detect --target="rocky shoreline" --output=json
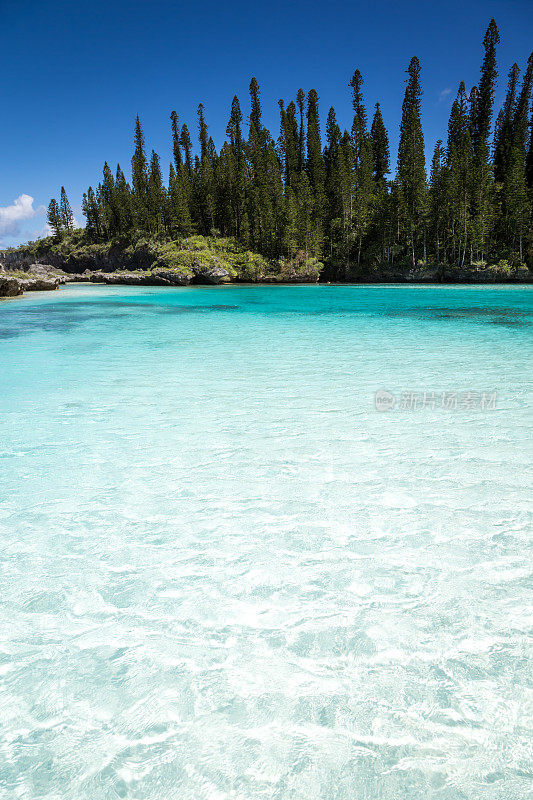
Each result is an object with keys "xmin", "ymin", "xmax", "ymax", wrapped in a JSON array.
[
  {"xmin": 1, "ymin": 260, "xmax": 531, "ymax": 299},
  {"xmin": 0, "ymin": 261, "xmax": 236, "ymax": 298}
]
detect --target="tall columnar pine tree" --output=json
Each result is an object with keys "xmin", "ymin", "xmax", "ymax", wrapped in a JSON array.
[
  {"xmin": 512, "ymin": 54, "xmax": 533, "ymax": 149},
  {"xmin": 81, "ymin": 188, "xmax": 101, "ymax": 237},
  {"xmin": 60, "ymin": 187, "xmax": 74, "ymax": 231},
  {"xmin": 249, "ymin": 77, "xmax": 262, "ymax": 137},
  {"xmin": 131, "ymin": 115, "xmax": 150, "ymax": 230},
  {"xmin": 446, "ymin": 83, "xmax": 473, "ymax": 267},
  {"xmin": 115, "ymin": 165, "xmax": 134, "ymax": 232},
  {"xmin": 47, "ymin": 199, "xmax": 62, "ymax": 236},
  {"xmin": 296, "ymin": 89, "xmax": 306, "ymax": 173},
  {"xmin": 305, "ymin": 89, "xmax": 326, "ymax": 256},
  {"xmin": 324, "ymin": 106, "xmax": 342, "ymax": 251},
  {"xmin": 168, "ymin": 163, "xmax": 193, "ymax": 236},
  {"xmin": 473, "ymin": 19, "xmax": 500, "ymax": 152},
  {"xmin": 170, "ymin": 111, "xmax": 182, "ymax": 170},
  {"xmin": 148, "ymin": 150, "xmax": 165, "ymax": 233},
  {"xmin": 396, "ymin": 56, "xmax": 427, "ymax": 266},
  {"xmin": 493, "ymin": 63, "xmax": 520, "ymax": 182},
  {"xmin": 500, "ymin": 53, "xmax": 533, "ymax": 261},
  {"xmin": 195, "ymin": 104, "xmax": 215, "ymax": 233},
  {"xmin": 349, "ymin": 70, "xmax": 374, "ymax": 267},
  {"xmin": 429, "ymin": 140, "xmax": 446, "ymax": 265},
  {"xmin": 370, "ymin": 102, "xmax": 390, "ymax": 184},
  {"xmin": 526, "ymin": 103, "xmax": 533, "ymax": 190},
  {"xmin": 226, "ymin": 95, "xmax": 246, "ymax": 237},
  {"xmin": 246, "ymin": 77, "xmax": 284, "ymax": 256},
  {"xmin": 180, "ymin": 124, "xmax": 193, "ymax": 176},
  {"xmin": 469, "ymin": 19, "xmax": 500, "ymax": 260},
  {"xmin": 101, "ymin": 162, "xmax": 120, "ymax": 235},
  {"xmin": 370, "ymin": 102, "xmax": 390, "ymax": 265},
  {"xmin": 278, "ymin": 100, "xmax": 300, "ymax": 188},
  {"xmin": 527, "ymin": 103, "xmax": 533, "ymax": 263}
]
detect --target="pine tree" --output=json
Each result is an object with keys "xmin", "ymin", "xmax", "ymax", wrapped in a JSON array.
[
  {"xmin": 446, "ymin": 83, "xmax": 473, "ymax": 266},
  {"xmin": 81, "ymin": 187, "xmax": 102, "ymax": 237},
  {"xmin": 468, "ymin": 86, "xmax": 478, "ymax": 137},
  {"xmin": 47, "ymin": 198, "xmax": 62, "ymax": 236},
  {"xmin": 226, "ymin": 95, "xmax": 243, "ymax": 156},
  {"xmin": 473, "ymin": 18, "xmax": 500, "ymax": 152},
  {"xmin": 499, "ymin": 54, "xmax": 533, "ymax": 263},
  {"xmin": 247, "ymin": 116, "xmax": 269, "ymax": 252},
  {"xmin": 334, "ymin": 131, "xmax": 357, "ymax": 271},
  {"xmin": 115, "ymin": 165, "xmax": 133, "ymax": 233},
  {"xmin": 306, "ymin": 90, "xmax": 325, "ymax": 194},
  {"xmin": 148, "ymin": 150, "xmax": 165, "ymax": 233},
  {"xmin": 249, "ymin": 77, "xmax": 262, "ymax": 135},
  {"xmin": 265, "ymin": 140, "xmax": 285, "ymax": 256},
  {"xmin": 493, "ymin": 63, "xmax": 520, "ymax": 182},
  {"xmin": 397, "ymin": 56, "xmax": 427, "ymax": 266},
  {"xmin": 168, "ymin": 163, "xmax": 193, "ymax": 236},
  {"xmin": 512, "ymin": 54, "xmax": 533, "ymax": 150},
  {"xmin": 467, "ymin": 20, "xmax": 500, "ymax": 262},
  {"xmin": 502, "ymin": 145, "xmax": 530, "ymax": 262},
  {"xmin": 180, "ymin": 124, "xmax": 193, "ymax": 176},
  {"xmin": 195, "ymin": 106, "xmax": 215, "ymax": 234},
  {"xmin": 429, "ymin": 140, "xmax": 446, "ymax": 266},
  {"xmin": 226, "ymin": 95, "xmax": 246, "ymax": 237},
  {"xmin": 60, "ymin": 187, "xmax": 74, "ymax": 230},
  {"xmin": 526, "ymin": 104, "xmax": 533, "ymax": 189},
  {"xmin": 296, "ymin": 89, "xmax": 306, "ymax": 172},
  {"xmin": 213, "ymin": 143, "xmax": 233, "ymax": 236},
  {"xmin": 324, "ymin": 107, "xmax": 340, "ymax": 173},
  {"xmin": 131, "ymin": 115, "xmax": 150, "ymax": 230},
  {"xmin": 306, "ymin": 89, "xmax": 326, "ymax": 256},
  {"xmin": 370, "ymin": 103, "xmax": 391, "ymax": 267},
  {"xmin": 171, "ymin": 110, "xmax": 182, "ymax": 170},
  {"xmin": 348, "ymin": 71, "xmax": 374, "ymax": 267},
  {"xmin": 350, "ymin": 69, "xmax": 367, "ymax": 147},
  {"xmin": 101, "ymin": 162, "xmax": 120, "ymax": 235},
  {"xmin": 370, "ymin": 102, "xmax": 390, "ymax": 183},
  {"xmin": 279, "ymin": 100, "xmax": 300, "ymax": 187},
  {"xmin": 295, "ymin": 171, "xmax": 313, "ymax": 258},
  {"xmin": 197, "ymin": 103, "xmax": 209, "ymax": 161}
]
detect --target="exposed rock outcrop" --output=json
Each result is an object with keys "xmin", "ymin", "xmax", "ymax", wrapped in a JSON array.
[
  {"xmin": 0, "ymin": 273, "xmax": 60, "ymax": 297},
  {"xmin": 87, "ymin": 269, "xmax": 193, "ymax": 286},
  {"xmin": 84, "ymin": 263, "xmax": 230, "ymax": 286},
  {"xmin": 152, "ymin": 268, "xmax": 194, "ymax": 285},
  {"xmin": 0, "ymin": 276, "xmax": 23, "ymax": 297},
  {"xmin": 18, "ymin": 276, "xmax": 61, "ymax": 291},
  {"xmin": 190, "ymin": 260, "xmax": 230, "ymax": 284}
]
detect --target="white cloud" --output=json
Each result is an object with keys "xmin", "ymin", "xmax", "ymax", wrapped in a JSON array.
[
  {"xmin": 31, "ymin": 222, "xmax": 53, "ymax": 240},
  {"xmin": 0, "ymin": 194, "xmax": 45, "ymax": 237},
  {"xmin": 438, "ymin": 87, "xmax": 452, "ymax": 103}
]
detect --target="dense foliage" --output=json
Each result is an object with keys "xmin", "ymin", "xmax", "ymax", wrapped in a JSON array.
[{"xmin": 49, "ymin": 19, "xmax": 533, "ymax": 276}]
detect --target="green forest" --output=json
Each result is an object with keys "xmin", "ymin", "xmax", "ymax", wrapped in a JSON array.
[{"xmin": 47, "ymin": 19, "xmax": 533, "ymax": 279}]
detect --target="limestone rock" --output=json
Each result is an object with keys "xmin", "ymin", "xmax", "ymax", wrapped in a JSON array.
[{"xmin": 0, "ymin": 277, "xmax": 23, "ymax": 297}]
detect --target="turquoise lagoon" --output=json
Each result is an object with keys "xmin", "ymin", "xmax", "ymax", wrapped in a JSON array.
[{"xmin": 0, "ymin": 283, "xmax": 531, "ymax": 799}]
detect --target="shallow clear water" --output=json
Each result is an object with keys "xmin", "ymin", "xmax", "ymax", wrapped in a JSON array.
[{"xmin": 0, "ymin": 283, "xmax": 532, "ymax": 800}]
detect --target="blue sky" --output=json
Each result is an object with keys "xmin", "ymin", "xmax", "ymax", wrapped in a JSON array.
[{"xmin": 1, "ymin": 0, "xmax": 532, "ymax": 247}]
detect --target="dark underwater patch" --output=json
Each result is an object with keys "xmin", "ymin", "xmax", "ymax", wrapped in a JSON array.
[
  {"xmin": 384, "ymin": 305, "xmax": 531, "ymax": 327},
  {"xmin": 0, "ymin": 301, "xmax": 241, "ymax": 340}
]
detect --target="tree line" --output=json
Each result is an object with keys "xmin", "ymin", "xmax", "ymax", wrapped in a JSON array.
[{"xmin": 48, "ymin": 19, "xmax": 533, "ymax": 274}]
